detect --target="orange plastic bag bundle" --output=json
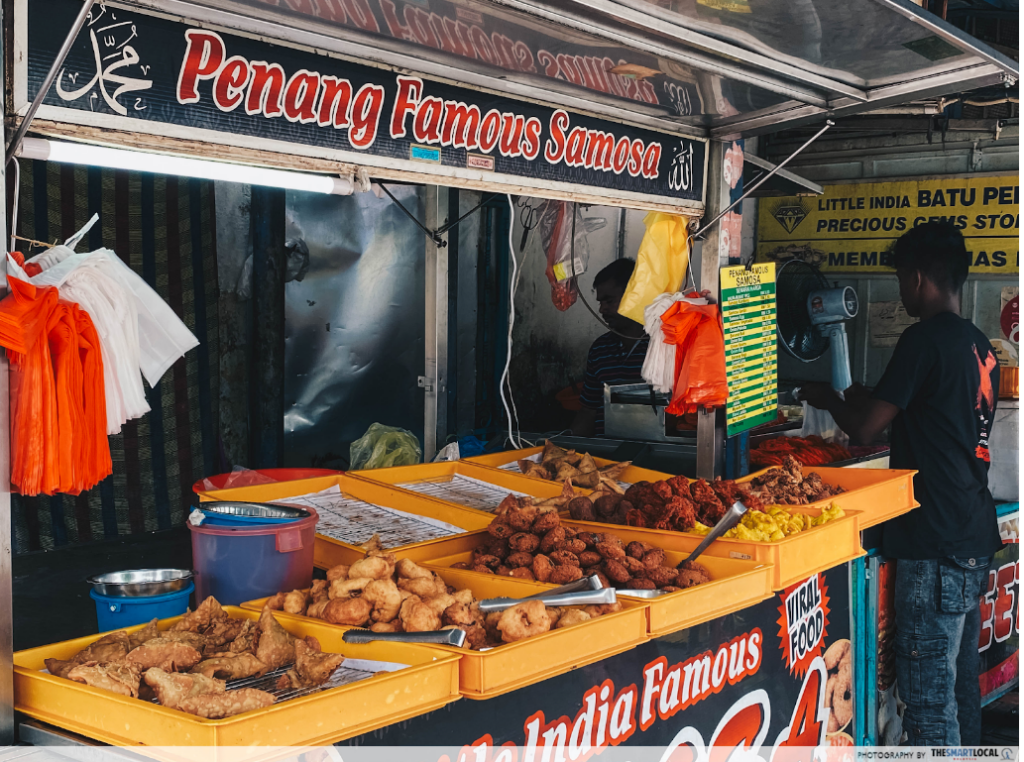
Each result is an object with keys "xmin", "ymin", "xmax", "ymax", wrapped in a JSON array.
[
  {"xmin": 0, "ymin": 272, "xmax": 111, "ymax": 495},
  {"xmin": 660, "ymin": 300, "xmax": 728, "ymax": 415}
]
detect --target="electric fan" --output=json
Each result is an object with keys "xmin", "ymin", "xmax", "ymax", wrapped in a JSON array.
[{"xmin": 775, "ymin": 260, "xmax": 859, "ymax": 391}]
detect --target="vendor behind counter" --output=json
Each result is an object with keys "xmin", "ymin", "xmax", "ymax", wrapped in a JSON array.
[{"xmin": 572, "ymin": 259, "xmax": 650, "ymax": 437}]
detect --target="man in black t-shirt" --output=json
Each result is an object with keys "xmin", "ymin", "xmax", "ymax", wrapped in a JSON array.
[{"xmin": 801, "ymin": 222, "xmax": 1001, "ymax": 746}]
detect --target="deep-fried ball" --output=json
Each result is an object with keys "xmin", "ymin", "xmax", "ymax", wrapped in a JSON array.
[
  {"xmin": 628, "ymin": 578, "xmax": 656, "ymax": 590},
  {"xmin": 642, "ymin": 549, "xmax": 666, "ymax": 569},
  {"xmin": 470, "ymin": 564, "xmax": 495, "ymax": 574},
  {"xmin": 549, "ymin": 565, "xmax": 584, "ymax": 584},
  {"xmin": 578, "ymin": 551, "xmax": 602, "ymax": 567},
  {"xmin": 507, "ymin": 506, "xmax": 539, "ymax": 532},
  {"xmin": 567, "ymin": 497, "xmax": 595, "ymax": 522},
  {"xmin": 485, "ymin": 537, "xmax": 510, "ymax": 560},
  {"xmin": 647, "ymin": 566, "xmax": 679, "ymax": 587},
  {"xmin": 596, "ymin": 542, "xmax": 626, "ymax": 561},
  {"xmin": 532, "ymin": 554, "xmax": 554, "ymax": 583},
  {"xmin": 487, "ymin": 521, "xmax": 514, "ymax": 539},
  {"xmin": 507, "ymin": 552, "xmax": 535, "ymax": 568},
  {"xmin": 540, "ymin": 527, "xmax": 566, "ymax": 553},
  {"xmin": 603, "ymin": 559, "xmax": 631, "ymax": 584},
  {"xmin": 531, "ymin": 511, "xmax": 560, "ymax": 533},
  {"xmin": 557, "ymin": 539, "xmax": 587, "ymax": 554},
  {"xmin": 549, "ymin": 550, "xmax": 580, "ymax": 567},
  {"xmin": 472, "ymin": 553, "xmax": 500, "ymax": 569},
  {"xmin": 509, "ymin": 567, "xmax": 536, "ymax": 581},
  {"xmin": 594, "ymin": 494, "xmax": 623, "ymax": 517},
  {"xmin": 509, "ymin": 533, "xmax": 540, "ymax": 553},
  {"xmin": 576, "ymin": 532, "xmax": 601, "ymax": 548},
  {"xmin": 625, "ymin": 541, "xmax": 649, "ymax": 560},
  {"xmin": 623, "ymin": 556, "xmax": 646, "ymax": 575}
]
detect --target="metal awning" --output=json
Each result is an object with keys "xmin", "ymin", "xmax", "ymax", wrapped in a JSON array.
[{"xmin": 117, "ymin": 0, "xmax": 1018, "ymax": 139}]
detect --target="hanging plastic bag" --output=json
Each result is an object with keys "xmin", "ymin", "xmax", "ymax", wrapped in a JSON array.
[
  {"xmin": 618, "ymin": 212, "xmax": 691, "ymax": 325},
  {"xmin": 350, "ymin": 423, "xmax": 422, "ymax": 470},
  {"xmin": 660, "ymin": 300, "xmax": 728, "ymax": 415},
  {"xmin": 533, "ymin": 200, "xmax": 597, "ymax": 312}
]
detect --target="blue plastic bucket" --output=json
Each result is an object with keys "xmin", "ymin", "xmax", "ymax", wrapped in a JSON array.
[{"xmin": 90, "ymin": 582, "xmax": 194, "ymax": 632}]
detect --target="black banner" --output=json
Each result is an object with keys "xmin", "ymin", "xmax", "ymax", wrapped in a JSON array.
[
  {"xmin": 27, "ymin": 0, "xmax": 706, "ymax": 203},
  {"xmin": 344, "ymin": 566, "xmax": 854, "ymax": 751}
]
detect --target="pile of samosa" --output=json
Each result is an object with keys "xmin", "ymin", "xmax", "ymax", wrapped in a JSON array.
[{"xmin": 517, "ymin": 440, "xmax": 630, "ymax": 490}]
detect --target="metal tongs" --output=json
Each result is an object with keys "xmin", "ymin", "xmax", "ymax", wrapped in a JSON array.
[
  {"xmin": 676, "ymin": 500, "xmax": 749, "ymax": 568},
  {"xmin": 342, "ymin": 576, "xmax": 608, "ymax": 647}
]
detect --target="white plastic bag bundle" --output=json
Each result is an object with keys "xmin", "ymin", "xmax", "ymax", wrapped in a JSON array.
[{"xmin": 641, "ymin": 292, "xmax": 708, "ymax": 394}]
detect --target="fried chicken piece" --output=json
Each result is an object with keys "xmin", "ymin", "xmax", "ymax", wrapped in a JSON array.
[
  {"xmin": 171, "ymin": 596, "xmax": 227, "ymax": 633},
  {"xmin": 396, "ymin": 558, "xmax": 433, "ymax": 580},
  {"xmin": 127, "ymin": 639, "xmax": 203, "ymax": 672},
  {"xmin": 276, "ymin": 636, "xmax": 344, "ymax": 690},
  {"xmin": 129, "ymin": 619, "xmax": 161, "ymax": 649},
  {"xmin": 192, "ymin": 653, "xmax": 269, "ymax": 680},
  {"xmin": 399, "ymin": 595, "xmax": 441, "ymax": 632},
  {"xmin": 66, "ymin": 659, "xmax": 142, "ymax": 697},
  {"xmin": 349, "ymin": 552, "xmax": 396, "ymax": 581},
  {"xmin": 255, "ymin": 608, "xmax": 297, "ymax": 670},
  {"xmin": 364, "ymin": 578, "xmax": 402, "ymax": 623}
]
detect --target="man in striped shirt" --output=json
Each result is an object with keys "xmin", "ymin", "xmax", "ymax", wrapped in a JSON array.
[{"xmin": 572, "ymin": 259, "xmax": 650, "ymax": 436}]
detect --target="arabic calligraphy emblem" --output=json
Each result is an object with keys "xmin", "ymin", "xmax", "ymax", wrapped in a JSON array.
[
  {"xmin": 668, "ymin": 141, "xmax": 694, "ymax": 192},
  {"xmin": 55, "ymin": 6, "xmax": 152, "ymax": 116}
]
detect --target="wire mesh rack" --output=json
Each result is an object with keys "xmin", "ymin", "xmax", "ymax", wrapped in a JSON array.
[
  {"xmin": 396, "ymin": 475, "xmax": 527, "ymax": 512},
  {"xmin": 314, "ymin": 494, "xmax": 464, "ymax": 547}
]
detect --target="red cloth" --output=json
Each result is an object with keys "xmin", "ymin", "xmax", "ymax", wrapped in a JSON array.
[{"xmin": 660, "ymin": 301, "xmax": 728, "ymax": 415}]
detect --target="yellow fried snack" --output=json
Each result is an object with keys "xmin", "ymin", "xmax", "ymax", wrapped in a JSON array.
[{"xmin": 703, "ymin": 503, "xmax": 846, "ymax": 542}]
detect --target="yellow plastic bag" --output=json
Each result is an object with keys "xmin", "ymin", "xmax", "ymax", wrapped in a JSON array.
[{"xmin": 617, "ymin": 212, "xmax": 691, "ymax": 325}]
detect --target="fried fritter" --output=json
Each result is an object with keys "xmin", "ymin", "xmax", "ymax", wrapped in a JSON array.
[
  {"xmin": 192, "ymin": 653, "xmax": 269, "ymax": 680},
  {"xmin": 171, "ymin": 596, "xmax": 227, "ymax": 632},
  {"xmin": 322, "ymin": 597, "xmax": 373, "ymax": 626},
  {"xmin": 66, "ymin": 659, "xmax": 142, "ymax": 697},
  {"xmin": 145, "ymin": 668, "xmax": 274, "ymax": 719},
  {"xmin": 399, "ymin": 595, "xmax": 441, "ymax": 632},
  {"xmin": 276, "ymin": 637, "xmax": 344, "ymax": 689},
  {"xmin": 126, "ymin": 639, "xmax": 203, "ymax": 672},
  {"xmin": 497, "ymin": 600, "xmax": 551, "ymax": 643},
  {"xmin": 396, "ymin": 558, "xmax": 433, "ymax": 580}
]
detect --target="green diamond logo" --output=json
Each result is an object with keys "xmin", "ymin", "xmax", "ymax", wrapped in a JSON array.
[{"xmin": 773, "ymin": 204, "xmax": 807, "ymax": 234}]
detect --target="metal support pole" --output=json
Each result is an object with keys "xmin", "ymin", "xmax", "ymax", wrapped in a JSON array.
[
  {"xmin": 0, "ymin": 24, "xmax": 13, "ymax": 746},
  {"xmin": 5, "ymin": 0, "xmax": 95, "ymax": 166},
  {"xmin": 423, "ymin": 187, "xmax": 449, "ymax": 460}
]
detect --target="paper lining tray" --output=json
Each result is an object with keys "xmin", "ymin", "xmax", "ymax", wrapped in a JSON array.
[
  {"xmin": 737, "ymin": 465, "xmax": 918, "ymax": 529},
  {"xmin": 197, "ymin": 474, "xmax": 492, "ymax": 570},
  {"xmin": 14, "ymin": 606, "xmax": 461, "ymax": 747},
  {"xmin": 466, "ymin": 446, "xmax": 674, "ymax": 489},
  {"xmin": 241, "ymin": 567, "xmax": 648, "ymax": 699},
  {"xmin": 348, "ymin": 461, "xmax": 577, "ymax": 513},
  {"xmin": 417, "ymin": 526, "xmax": 774, "ymax": 637}
]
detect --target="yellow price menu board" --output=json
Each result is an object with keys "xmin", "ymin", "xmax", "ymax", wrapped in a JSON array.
[{"xmin": 721, "ymin": 263, "xmax": 777, "ymax": 437}]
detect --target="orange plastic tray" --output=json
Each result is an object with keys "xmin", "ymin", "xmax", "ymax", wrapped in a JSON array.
[
  {"xmin": 13, "ymin": 607, "xmax": 461, "ymax": 748},
  {"xmin": 197, "ymin": 474, "xmax": 491, "ymax": 570},
  {"xmin": 420, "ymin": 527, "xmax": 775, "ymax": 637},
  {"xmin": 243, "ymin": 567, "xmax": 649, "ymax": 699},
  {"xmin": 738, "ymin": 466, "xmax": 918, "ymax": 529},
  {"xmin": 467, "ymin": 446, "xmax": 674, "ymax": 488},
  {"xmin": 349, "ymin": 461, "xmax": 576, "ymax": 513}
]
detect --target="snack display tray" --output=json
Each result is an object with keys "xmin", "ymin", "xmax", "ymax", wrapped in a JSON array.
[
  {"xmin": 349, "ymin": 461, "xmax": 573, "ymax": 513},
  {"xmin": 418, "ymin": 528, "xmax": 775, "ymax": 637},
  {"xmin": 736, "ymin": 466, "xmax": 918, "ymax": 529},
  {"xmin": 243, "ymin": 567, "xmax": 648, "ymax": 699},
  {"xmin": 13, "ymin": 607, "xmax": 461, "ymax": 748},
  {"xmin": 197, "ymin": 474, "xmax": 491, "ymax": 569},
  {"xmin": 467, "ymin": 446, "xmax": 673, "ymax": 488}
]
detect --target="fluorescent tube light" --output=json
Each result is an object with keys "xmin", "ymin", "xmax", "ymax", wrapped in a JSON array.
[{"xmin": 16, "ymin": 137, "xmax": 354, "ymax": 195}]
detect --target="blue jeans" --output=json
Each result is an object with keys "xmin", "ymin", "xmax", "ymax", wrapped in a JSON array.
[{"xmin": 894, "ymin": 557, "xmax": 990, "ymax": 746}]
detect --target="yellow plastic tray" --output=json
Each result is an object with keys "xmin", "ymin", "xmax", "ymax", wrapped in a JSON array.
[
  {"xmin": 349, "ymin": 461, "xmax": 575, "ymax": 513},
  {"xmin": 14, "ymin": 607, "xmax": 460, "ymax": 747},
  {"xmin": 467, "ymin": 446, "xmax": 674, "ymax": 488},
  {"xmin": 420, "ymin": 528, "xmax": 775, "ymax": 637},
  {"xmin": 737, "ymin": 466, "xmax": 918, "ymax": 529},
  {"xmin": 197, "ymin": 474, "xmax": 491, "ymax": 570},
  {"xmin": 242, "ymin": 568, "xmax": 649, "ymax": 699}
]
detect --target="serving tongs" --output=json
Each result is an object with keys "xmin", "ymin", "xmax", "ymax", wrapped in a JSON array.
[
  {"xmin": 341, "ymin": 576, "xmax": 607, "ymax": 647},
  {"xmin": 677, "ymin": 500, "xmax": 748, "ymax": 568}
]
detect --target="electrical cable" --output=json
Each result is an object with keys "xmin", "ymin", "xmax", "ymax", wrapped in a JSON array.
[{"xmin": 501, "ymin": 195, "xmax": 525, "ymax": 449}]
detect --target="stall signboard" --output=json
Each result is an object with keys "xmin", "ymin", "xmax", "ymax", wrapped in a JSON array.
[
  {"xmin": 349, "ymin": 566, "xmax": 856, "ymax": 752},
  {"xmin": 721, "ymin": 263, "xmax": 778, "ymax": 437},
  {"xmin": 756, "ymin": 176, "xmax": 1019, "ymax": 275},
  {"xmin": 18, "ymin": 0, "xmax": 707, "ymax": 212}
]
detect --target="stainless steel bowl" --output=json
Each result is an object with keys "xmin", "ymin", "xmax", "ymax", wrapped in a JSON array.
[
  {"xmin": 86, "ymin": 569, "xmax": 194, "ymax": 597},
  {"xmin": 199, "ymin": 501, "xmax": 311, "ymax": 519}
]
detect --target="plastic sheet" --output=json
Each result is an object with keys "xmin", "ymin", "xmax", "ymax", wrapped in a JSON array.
[
  {"xmin": 350, "ymin": 423, "xmax": 422, "ymax": 470},
  {"xmin": 618, "ymin": 212, "xmax": 691, "ymax": 325}
]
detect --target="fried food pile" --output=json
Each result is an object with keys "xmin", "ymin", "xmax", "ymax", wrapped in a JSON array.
[
  {"xmin": 44, "ymin": 596, "xmax": 344, "ymax": 717},
  {"xmin": 690, "ymin": 503, "xmax": 846, "ymax": 542},
  {"xmin": 516, "ymin": 440, "xmax": 630, "ymax": 490},
  {"xmin": 747, "ymin": 456, "xmax": 844, "ymax": 505},
  {"xmin": 751, "ymin": 435, "xmax": 851, "ymax": 468},
  {"xmin": 266, "ymin": 553, "xmax": 618, "ymax": 649},
  {"xmin": 567, "ymin": 455, "xmax": 843, "ymax": 533},
  {"xmin": 458, "ymin": 498, "xmax": 711, "ymax": 592}
]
